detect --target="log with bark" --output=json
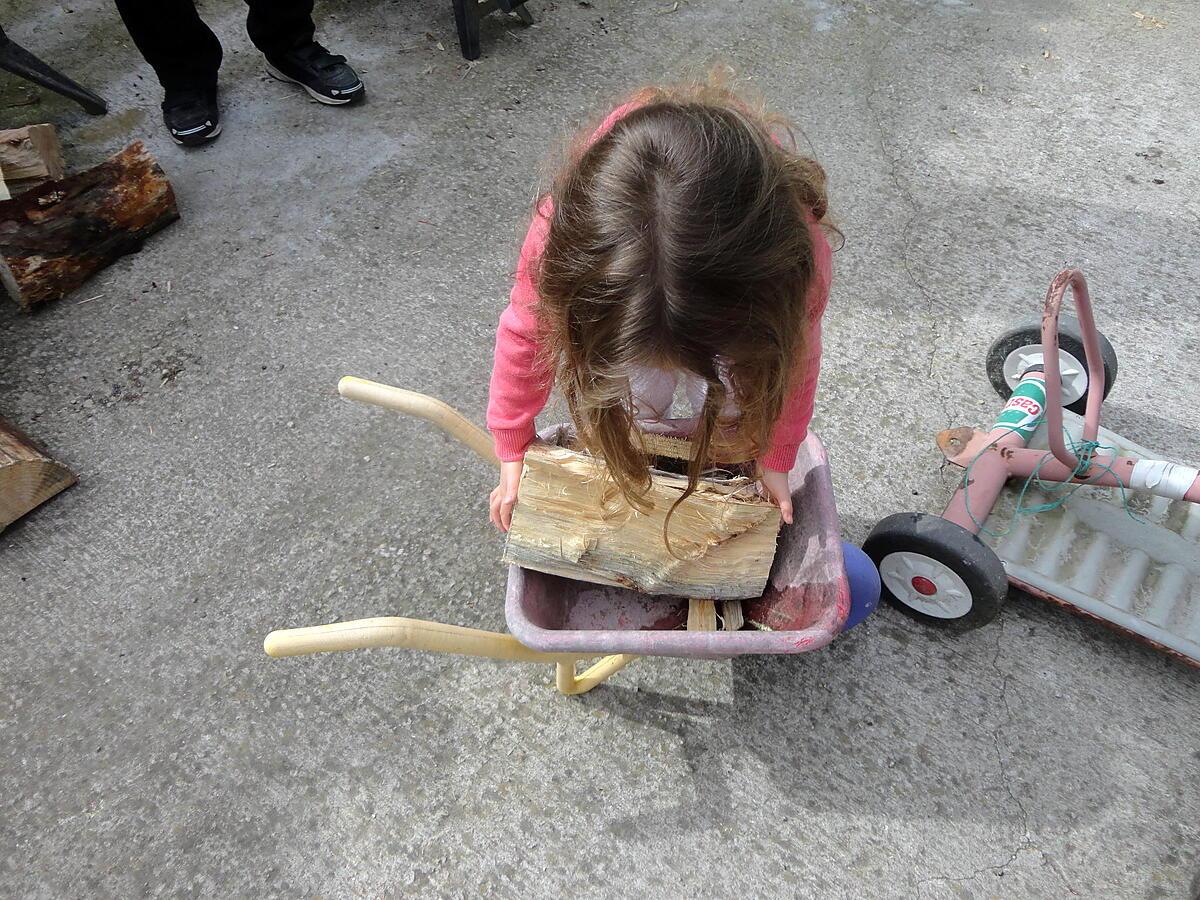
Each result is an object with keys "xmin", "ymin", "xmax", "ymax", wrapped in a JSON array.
[
  {"xmin": 503, "ymin": 440, "xmax": 782, "ymax": 600},
  {"xmin": 0, "ymin": 141, "xmax": 178, "ymax": 310},
  {"xmin": 0, "ymin": 417, "xmax": 77, "ymax": 531}
]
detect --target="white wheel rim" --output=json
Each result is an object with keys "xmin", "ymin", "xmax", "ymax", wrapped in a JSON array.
[
  {"xmin": 1002, "ymin": 345, "xmax": 1088, "ymax": 404},
  {"xmin": 879, "ymin": 551, "xmax": 974, "ymax": 619}
]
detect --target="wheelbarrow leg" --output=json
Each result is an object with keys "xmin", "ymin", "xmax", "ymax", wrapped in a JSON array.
[
  {"xmin": 555, "ymin": 655, "xmax": 636, "ymax": 696},
  {"xmin": 0, "ymin": 26, "xmax": 108, "ymax": 115}
]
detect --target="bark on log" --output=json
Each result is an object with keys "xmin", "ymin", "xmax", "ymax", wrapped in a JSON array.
[
  {"xmin": 0, "ymin": 417, "xmax": 77, "ymax": 531},
  {"xmin": 0, "ymin": 141, "xmax": 179, "ymax": 310},
  {"xmin": 503, "ymin": 442, "xmax": 781, "ymax": 600},
  {"xmin": 0, "ymin": 124, "xmax": 65, "ymax": 186}
]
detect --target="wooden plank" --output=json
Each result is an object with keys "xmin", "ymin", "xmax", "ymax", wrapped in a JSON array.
[
  {"xmin": 0, "ymin": 141, "xmax": 179, "ymax": 310},
  {"xmin": 503, "ymin": 442, "xmax": 781, "ymax": 600},
  {"xmin": 0, "ymin": 417, "xmax": 77, "ymax": 531},
  {"xmin": 688, "ymin": 599, "xmax": 718, "ymax": 631},
  {"xmin": 721, "ymin": 599, "xmax": 744, "ymax": 631},
  {"xmin": 0, "ymin": 124, "xmax": 65, "ymax": 184},
  {"xmin": 639, "ymin": 429, "xmax": 755, "ymax": 465}
]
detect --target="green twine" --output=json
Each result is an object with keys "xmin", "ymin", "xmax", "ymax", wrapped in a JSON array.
[{"xmin": 962, "ymin": 421, "xmax": 1145, "ymax": 539}]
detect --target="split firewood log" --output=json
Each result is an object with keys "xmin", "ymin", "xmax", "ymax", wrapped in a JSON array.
[
  {"xmin": 0, "ymin": 124, "xmax": 65, "ymax": 188},
  {"xmin": 0, "ymin": 417, "xmax": 76, "ymax": 531},
  {"xmin": 0, "ymin": 141, "xmax": 178, "ymax": 310}
]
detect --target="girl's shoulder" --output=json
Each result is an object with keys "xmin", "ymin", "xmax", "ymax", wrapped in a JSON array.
[{"xmin": 519, "ymin": 196, "xmax": 554, "ymax": 268}]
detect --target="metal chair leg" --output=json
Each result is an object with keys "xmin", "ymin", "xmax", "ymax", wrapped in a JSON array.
[
  {"xmin": 0, "ymin": 26, "xmax": 107, "ymax": 115},
  {"xmin": 451, "ymin": 0, "xmax": 482, "ymax": 61}
]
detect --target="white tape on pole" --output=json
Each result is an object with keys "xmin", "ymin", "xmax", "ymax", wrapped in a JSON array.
[{"xmin": 1128, "ymin": 459, "xmax": 1200, "ymax": 501}]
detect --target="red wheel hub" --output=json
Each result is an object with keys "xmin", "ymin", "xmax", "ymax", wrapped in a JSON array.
[{"xmin": 911, "ymin": 576, "xmax": 938, "ymax": 596}]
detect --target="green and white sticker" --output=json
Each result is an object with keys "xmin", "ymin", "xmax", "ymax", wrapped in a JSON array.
[{"xmin": 993, "ymin": 377, "xmax": 1046, "ymax": 441}]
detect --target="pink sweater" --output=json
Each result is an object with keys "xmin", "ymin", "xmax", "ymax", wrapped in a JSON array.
[{"xmin": 486, "ymin": 110, "xmax": 833, "ymax": 473}]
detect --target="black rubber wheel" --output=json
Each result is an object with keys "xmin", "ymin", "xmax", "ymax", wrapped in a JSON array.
[
  {"xmin": 985, "ymin": 315, "xmax": 1119, "ymax": 415},
  {"xmin": 863, "ymin": 513, "xmax": 1008, "ymax": 633}
]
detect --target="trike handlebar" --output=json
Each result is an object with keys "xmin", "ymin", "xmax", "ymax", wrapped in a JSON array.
[{"xmin": 1042, "ymin": 269, "xmax": 1107, "ymax": 469}]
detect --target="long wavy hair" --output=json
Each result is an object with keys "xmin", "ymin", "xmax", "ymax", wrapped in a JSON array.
[{"xmin": 534, "ymin": 80, "xmax": 833, "ymax": 518}]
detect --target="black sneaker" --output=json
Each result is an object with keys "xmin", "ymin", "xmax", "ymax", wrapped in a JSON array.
[
  {"xmin": 264, "ymin": 42, "xmax": 364, "ymax": 106},
  {"xmin": 162, "ymin": 87, "xmax": 221, "ymax": 146}
]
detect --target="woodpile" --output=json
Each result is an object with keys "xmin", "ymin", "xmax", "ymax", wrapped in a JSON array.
[{"xmin": 0, "ymin": 126, "xmax": 178, "ymax": 528}]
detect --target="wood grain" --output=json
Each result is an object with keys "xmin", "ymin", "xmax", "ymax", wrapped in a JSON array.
[
  {"xmin": 0, "ymin": 417, "xmax": 77, "ymax": 531},
  {"xmin": 503, "ymin": 442, "xmax": 781, "ymax": 600},
  {"xmin": 0, "ymin": 124, "xmax": 65, "ymax": 184}
]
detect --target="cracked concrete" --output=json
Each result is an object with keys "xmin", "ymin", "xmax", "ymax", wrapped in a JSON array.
[{"xmin": 2, "ymin": 0, "xmax": 1199, "ymax": 897}]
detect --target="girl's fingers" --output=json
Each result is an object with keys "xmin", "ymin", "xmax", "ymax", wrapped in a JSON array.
[
  {"xmin": 500, "ymin": 494, "xmax": 516, "ymax": 532},
  {"xmin": 495, "ymin": 460, "xmax": 524, "ymax": 533},
  {"xmin": 489, "ymin": 488, "xmax": 503, "ymax": 531},
  {"xmin": 777, "ymin": 496, "xmax": 794, "ymax": 525},
  {"xmin": 759, "ymin": 471, "xmax": 793, "ymax": 525},
  {"xmin": 489, "ymin": 486, "xmax": 516, "ymax": 533}
]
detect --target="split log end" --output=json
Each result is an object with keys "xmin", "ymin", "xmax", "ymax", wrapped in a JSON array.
[{"xmin": 0, "ymin": 418, "xmax": 77, "ymax": 530}]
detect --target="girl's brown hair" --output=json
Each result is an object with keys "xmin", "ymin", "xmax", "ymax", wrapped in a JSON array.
[{"xmin": 535, "ymin": 80, "xmax": 832, "ymax": 518}]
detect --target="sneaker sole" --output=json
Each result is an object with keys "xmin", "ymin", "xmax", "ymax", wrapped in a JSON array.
[
  {"xmin": 264, "ymin": 61, "xmax": 363, "ymax": 106},
  {"xmin": 171, "ymin": 121, "xmax": 222, "ymax": 146}
]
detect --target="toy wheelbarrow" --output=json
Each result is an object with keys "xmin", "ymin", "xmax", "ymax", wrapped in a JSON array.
[
  {"xmin": 263, "ymin": 377, "xmax": 854, "ymax": 694},
  {"xmin": 865, "ymin": 269, "xmax": 1200, "ymax": 667}
]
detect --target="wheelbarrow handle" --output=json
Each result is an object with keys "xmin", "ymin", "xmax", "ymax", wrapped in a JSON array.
[
  {"xmin": 338, "ymin": 376, "xmax": 499, "ymax": 468},
  {"xmin": 264, "ymin": 617, "xmax": 637, "ymax": 695},
  {"xmin": 264, "ymin": 616, "xmax": 583, "ymax": 663}
]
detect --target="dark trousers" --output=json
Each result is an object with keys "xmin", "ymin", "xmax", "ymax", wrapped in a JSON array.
[{"xmin": 115, "ymin": 0, "xmax": 316, "ymax": 92}]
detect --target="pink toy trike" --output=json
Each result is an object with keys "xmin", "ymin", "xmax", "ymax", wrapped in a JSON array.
[
  {"xmin": 864, "ymin": 269, "xmax": 1200, "ymax": 666},
  {"xmin": 264, "ymin": 378, "xmax": 875, "ymax": 694}
]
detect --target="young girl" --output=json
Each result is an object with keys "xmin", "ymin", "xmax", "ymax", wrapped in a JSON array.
[{"xmin": 486, "ymin": 83, "xmax": 833, "ymax": 537}]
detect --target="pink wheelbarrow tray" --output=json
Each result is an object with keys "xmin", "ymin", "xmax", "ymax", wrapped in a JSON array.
[
  {"xmin": 864, "ymin": 269, "xmax": 1200, "ymax": 667},
  {"xmin": 263, "ymin": 377, "xmax": 853, "ymax": 694}
]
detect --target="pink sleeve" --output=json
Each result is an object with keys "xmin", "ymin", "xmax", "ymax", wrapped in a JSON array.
[
  {"xmin": 486, "ymin": 206, "xmax": 555, "ymax": 461},
  {"xmin": 760, "ymin": 218, "xmax": 833, "ymax": 473}
]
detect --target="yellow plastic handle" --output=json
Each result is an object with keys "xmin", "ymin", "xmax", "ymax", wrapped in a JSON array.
[
  {"xmin": 338, "ymin": 376, "xmax": 499, "ymax": 468},
  {"xmin": 263, "ymin": 616, "xmax": 582, "ymax": 663}
]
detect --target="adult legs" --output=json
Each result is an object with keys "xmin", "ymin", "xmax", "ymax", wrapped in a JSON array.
[
  {"xmin": 248, "ymin": 0, "xmax": 364, "ymax": 105},
  {"xmin": 245, "ymin": 0, "xmax": 316, "ymax": 59},
  {"xmin": 114, "ymin": 0, "xmax": 222, "ymax": 91}
]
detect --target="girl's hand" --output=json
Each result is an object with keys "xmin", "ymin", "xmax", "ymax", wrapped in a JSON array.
[
  {"xmin": 489, "ymin": 459, "xmax": 525, "ymax": 532},
  {"xmin": 759, "ymin": 468, "xmax": 794, "ymax": 525}
]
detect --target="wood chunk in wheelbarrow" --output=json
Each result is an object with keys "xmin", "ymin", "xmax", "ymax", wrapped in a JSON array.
[{"xmin": 502, "ymin": 442, "xmax": 782, "ymax": 600}]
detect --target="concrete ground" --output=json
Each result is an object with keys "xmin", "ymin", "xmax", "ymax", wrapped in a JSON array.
[{"xmin": 2, "ymin": 0, "xmax": 1198, "ymax": 896}]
